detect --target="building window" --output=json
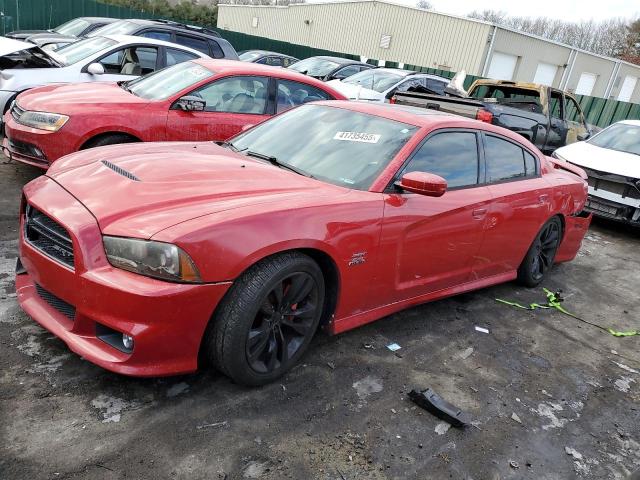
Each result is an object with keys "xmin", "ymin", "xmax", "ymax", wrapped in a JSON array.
[{"xmin": 252, "ymin": 17, "xmax": 259, "ymax": 28}]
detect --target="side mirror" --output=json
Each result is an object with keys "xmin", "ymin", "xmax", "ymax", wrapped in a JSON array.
[
  {"xmin": 174, "ymin": 96, "xmax": 206, "ymax": 112},
  {"xmin": 87, "ymin": 63, "xmax": 104, "ymax": 75},
  {"xmin": 577, "ymin": 132, "xmax": 591, "ymax": 141},
  {"xmin": 396, "ymin": 171, "xmax": 447, "ymax": 197}
]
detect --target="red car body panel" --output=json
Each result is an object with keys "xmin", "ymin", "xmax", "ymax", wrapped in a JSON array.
[
  {"xmin": 16, "ymin": 102, "xmax": 591, "ymax": 376},
  {"xmin": 3, "ymin": 59, "xmax": 347, "ymax": 168}
]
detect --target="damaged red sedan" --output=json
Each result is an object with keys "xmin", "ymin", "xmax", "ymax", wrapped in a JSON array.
[{"xmin": 16, "ymin": 102, "xmax": 591, "ymax": 386}]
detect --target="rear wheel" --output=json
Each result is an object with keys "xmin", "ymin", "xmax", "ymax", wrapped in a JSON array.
[
  {"xmin": 83, "ymin": 133, "xmax": 137, "ymax": 150},
  {"xmin": 205, "ymin": 252, "xmax": 325, "ymax": 386},
  {"xmin": 517, "ymin": 217, "xmax": 562, "ymax": 287}
]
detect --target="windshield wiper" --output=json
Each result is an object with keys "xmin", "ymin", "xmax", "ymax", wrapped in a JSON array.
[
  {"xmin": 245, "ymin": 150, "xmax": 314, "ymax": 178},
  {"xmin": 217, "ymin": 140, "xmax": 244, "ymax": 153}
]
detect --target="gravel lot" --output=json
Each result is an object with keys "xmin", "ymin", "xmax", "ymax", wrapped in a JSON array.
[{"xmin": 1, "ymin": 158, "xmax": 639, "ymax": 480}]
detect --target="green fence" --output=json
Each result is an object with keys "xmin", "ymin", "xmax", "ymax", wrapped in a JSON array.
[{"xmin": 0, "ymin": 0, "xmax": 156, "ymax": 34}]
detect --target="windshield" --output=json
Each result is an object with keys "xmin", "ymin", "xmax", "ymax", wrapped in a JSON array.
[
  {"xmin": 289, "ymin": 57, "xmax": 340, "ymax": 77},
  {"xmin": 88, "ymin": 20, "xmax": 138, "ymax": 37},
  {"xmin": 588, "ymin": 123, "xmax": 640, "ymax": 156},
  {"xmin": 54, "ymin": 18, "xmax": 90, "ymax": 36},
  {"xmin": 239, "ymin": 51, "xmax": 263, "ymax": 62},
  {"xmin": 53, "ymin": 36, "xmax": 117, "ymax": 65},
  {"xmin": 229, "ymin": 104, "xmax": 419, "ymax": 190},
  {"xmin": 343, "ymin": 70, "xmax": 404, "ymax": 93},
  {"xmin": 126, "ymin": 62, "xmax": 213, "ymax": 100}
]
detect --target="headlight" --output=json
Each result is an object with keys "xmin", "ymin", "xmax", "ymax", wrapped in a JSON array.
[
  {"xmin": 17, "ymin": 111, "xmax": 69, "ymax": 132},
  {"xmin": 103, "ymin": 236, "xmax": 201, "ymax": 283}
]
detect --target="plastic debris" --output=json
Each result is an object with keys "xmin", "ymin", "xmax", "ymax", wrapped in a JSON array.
[
  {"xmin": 196, "ymin": 421, "xmax": 227, "ymax": 430},
  {"xmin": 511, "ymin": 412, "xmax": 522, "ymax": 424},
  {"xmin": 474, "ymin": 326, "xmax": 489, "ymax": 334},
  {"xmin": 565, "ymin": 446, "xmax": 583, "ymax": 460},
  {"xmin": 612, "ymin": 361, "xmax": 639, "ymax": 374},
  {"xmin": 386, "ymin": 343, "xmax": 401, "ymax": 352},
  {"xmin": 509, "ymin": 460, "xmax": 520, "ymax": 469},
  {"xmin": 496, "ymin": 289, "xmax": 639, "ymax": 337},
  {"xmin": 408, "ymin": 387, "xmax": 471, "ymax": 427},
  {"xmin": 435, "ymin": 422, "xmax": 451, "ymax": 435},
  {"xmin": 458, "ymin": 347, "xmax": 474, "ymax": 359}
]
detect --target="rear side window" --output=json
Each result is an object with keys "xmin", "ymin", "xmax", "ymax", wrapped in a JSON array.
[
  {"xmin": 402, "ymin": 131, "xmax": 479, "ymax": 188},
  {"xmin": 166, "ymin": 48, "xmax": 199, "ymax": 67},
  {"xmin": 485, "ymin": 135, "xmax": 530, "ymax": 182},
  {"xmin": 176, "ymin": 34, "xmax": 209, "ymax": 54},
  {"xmin": 209, "ymin": 40, "xmax": 224, "ymax": 59},
  {"xmin": 276, "ymin": 79, "xmax": 330, "ymax": 113},
  {"xmin": 283, "ymin": 57, "xmax": 297, "ymax": 68},
  {"xmin": 524, "ymin": 151, "xmax": 537, "ymax": 175},
  {"xmin": 266, "ymin": 56, "xmax": 283, "ymax": 67},
  {"xmin": 141, "ymin": 30, "xmax": 172, "ymax": 42}
]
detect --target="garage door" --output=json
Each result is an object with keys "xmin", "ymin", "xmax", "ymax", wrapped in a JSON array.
[
  {"xmin": 575, "ymin": 73, "xmax": 597, "ymax": 96},
  {"xmin": 533, "ymin": 62, "xmax": 558, "ymax": 86},
  {"xmin": 617, "ymin": 75, "xmax": 638, "ymax": 102},
  {"xmin": 487, "ymin": 52, "xmax": 518, "ymax": 81}
]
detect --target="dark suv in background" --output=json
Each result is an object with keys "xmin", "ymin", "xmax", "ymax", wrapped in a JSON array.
[{"xmin": 89, "ymin": 19, "xmax": 239, "ymax": 59}]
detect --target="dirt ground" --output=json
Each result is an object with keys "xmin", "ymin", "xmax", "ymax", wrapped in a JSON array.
[{"xmin": 1, "ymin": 158, "xmax": 639, "ymax": 480}]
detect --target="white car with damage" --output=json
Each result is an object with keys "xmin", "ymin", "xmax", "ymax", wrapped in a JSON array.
[
  {"xmin": 326, "ymin": 68, "xmax": 449, "ymax": 102},
  {"xmin": 553, "ymin": 120, "xmax": 640, "ymax": 225},
  {"xmin": 0, "ymin": 34, "xmax": 209, "ymax": 116}
]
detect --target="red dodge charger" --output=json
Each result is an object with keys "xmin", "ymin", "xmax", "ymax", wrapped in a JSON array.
[
  {"xmin": 16, "ymin": 102, "xmax": 591, "ymax": 385},
  {"xmin": 2, "ymin": 59, "xmax": 346, "ymax": 168}
]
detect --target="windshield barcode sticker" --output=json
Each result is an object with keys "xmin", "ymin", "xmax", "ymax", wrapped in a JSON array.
[{"xmin": 333, "ymin": 131, "xmax": 381, "ymax": 143}]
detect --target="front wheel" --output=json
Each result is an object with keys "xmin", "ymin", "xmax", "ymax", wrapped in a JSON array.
[
  {"xmin": 204, "ymin": 252, "xmax": 325, "ymax": 386},
  {"xmin": 517, "ymin": 217, "xmax": 562, "ymax": 287}
]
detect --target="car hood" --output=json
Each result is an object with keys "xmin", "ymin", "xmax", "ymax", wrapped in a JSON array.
[
  {"xmin": 555, "ymin": 141, "xmax": 640, "ymax": 178},
  {"xmin": 325, "ymin": 80, "xmax": 385, "ymax": 101},
  {"xmin": 48, "ymin": 142, "xmax": 346, "ymax": 239},
  {"xmin": 0, "ymin": 37, "xmax": 37, "ymax": 56},
  {"xmin": 26, "ymin": 33, "xmax": 78, "ymax": 46},
  {"xmin": 16, "ymin": 82, "xmax": 150, "ymax": 112}
]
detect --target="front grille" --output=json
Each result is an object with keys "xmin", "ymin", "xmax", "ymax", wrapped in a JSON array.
[
  {"xmin": 580, "ymin": 166, "xmax": 640, "ymax": 200},
  {"xmin": 25, "ymin": 205, "xmax": 75, "ymax": 269},
  {"xmin": 35, "ymin": 283, "xmax": 75, "ymax": 320},
  {"xmin": 11, "ymin": 102, "xmax": 25, "ymax": 122}
]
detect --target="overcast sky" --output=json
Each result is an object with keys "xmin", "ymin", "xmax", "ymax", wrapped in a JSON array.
[{"xmin": 309, "ymin": 0, "xmax": 639, "ymax": 22}]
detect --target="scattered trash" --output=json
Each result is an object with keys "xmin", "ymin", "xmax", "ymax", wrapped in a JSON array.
[
  {"xmin": 565, "ymin": 446, "xmax": 583, "ymax": 460},
  {"xmin": 363, "ymin": 343, "xmax": 374, "ymax": 349},
  {"xmin": 386, "ymin": 343, "xmax": 401, "ymax": 352},
  {"xmin": 614, "ymin": 377, "xmax": 635, "ymax": 393},
  {"xmin": 435, "ymin": 422, "xmax": 451, "ymax": 435},
  {"xmin": 511, "ymin": 412, "xmax": 522, "ymax": 424},
  {"xmin": 408, "ymin": 388, "xmax": 471, "ymax": 427},
  {"xmin": 611, "ymin": 350, "xmax": 618, "ymax": 355},
  {"xmin": 352, "ymin": 376, "xmax": 383, "ymax": 402},
  {"xmin": 612, "ymin": 361, "xmax": 639, "ymax": 374},
  {"xmin": 458, "ymin": 347, "xmax": 474, "ymax": 359},
  {"xmin": 496, "ymin": 289, "xmax": 639, "ymax": 337},
  {"xmin": 196, "ymin": 421, "xmax": 228, "ymax": 430},
  {"xmin": 326, "ymin": 362, "xmax": 336, "ymax": 370},
  {"xmin": 474, "ymin": 326, "xmax": 489, "ymax": 334},
  {"xmin": 391, "ymin": 408, "xmax": 397, "ymax": 414},
  {"xmin": 509, "ymin": 460, "xmax": 520, "ymax": 469}
]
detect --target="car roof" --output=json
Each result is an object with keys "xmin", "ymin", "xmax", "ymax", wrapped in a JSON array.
[
  {"xmin": 619, "ymin": 120, "xmax": 640, "ymax": 127},
  {"xmin": 243, "ymin": 50, "xmax": 294, "ymax": 57},
  {"xmin": 192, "ymin": 58, "xmax": 342, "ymax": 87},
  {"xmin": 103, "ymin": 34, "xmax": 208, "ymax": 56},
  {"xmin": 78, "ymin": 17, "xmax": 118, "ymax": 23},
  {"xmin": 371, "ymin": 68, "xmax": 449, "ymax": 82},
  {"xmin": 314, "ymin": 55, "xmax": 364, "ymax": 65}
]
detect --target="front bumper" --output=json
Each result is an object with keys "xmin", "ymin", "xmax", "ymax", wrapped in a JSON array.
[
  {"xmin": 2, "ymin": 113, "xmax": 67, "ymax": 169},
  {"xmin": 16, "ymin": 176, "xmax": 232, "ymax": 376},
  {"xmin": 584, "ymin": 190, "xmax": 640, "ymax": 225}
]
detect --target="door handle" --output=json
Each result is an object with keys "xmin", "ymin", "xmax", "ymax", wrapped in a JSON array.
[
  {"xmin": 539, "ymin": 194, "xmax": 549, "ymax": 204},
  {"xmin": 472, "ymin": 208, "xmax": 487, "ymax": 219}
]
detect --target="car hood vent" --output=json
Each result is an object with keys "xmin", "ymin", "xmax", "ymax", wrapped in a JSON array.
[{"xmin": 101, "ymin": 160, "xmax": 140, "ymax": 182}]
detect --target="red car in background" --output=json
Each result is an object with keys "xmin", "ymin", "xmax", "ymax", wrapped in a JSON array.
[
  {"xmin": 16, "ymin": 102, "xmax": 591, "ymax": 386},
  {"xmin": 2, "ymin": 59, "xmax": 346, "ymax": 168}
]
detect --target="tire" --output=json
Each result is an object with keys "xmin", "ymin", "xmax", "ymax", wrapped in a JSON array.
[
  {"xmin": 83, "ymin": 133, "xmax": 136, "ymax": 150},
  {"xmin": 204, "ymin": 252, "xmax": 325, "ymax": 386},
  {"xmin": 517, "ymin": 216, "xmax": 563, "ymax": 287}
]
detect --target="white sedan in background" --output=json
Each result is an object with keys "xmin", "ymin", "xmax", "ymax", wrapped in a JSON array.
[
  {"xmin": 553, "ymin": 120, "xmax": 640, "ymax": 225},
  {"xmin": 0, "ymin": 34, "xmax": 209, "ymax": 115},
  {"xmin": 326, "ymin": 68, "xmax": 449, "ymax": 102}
]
